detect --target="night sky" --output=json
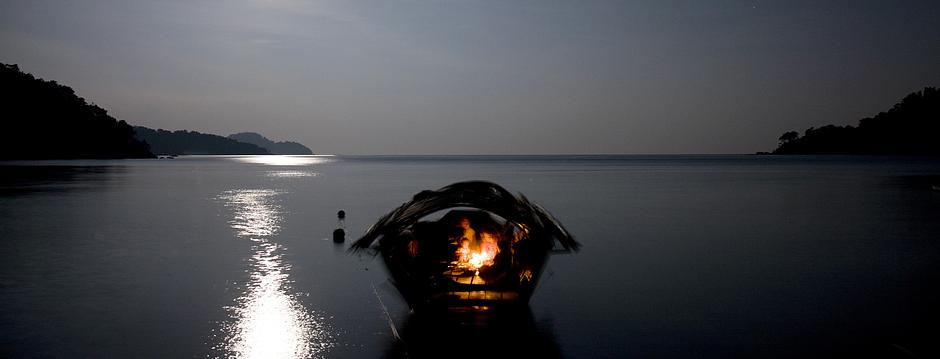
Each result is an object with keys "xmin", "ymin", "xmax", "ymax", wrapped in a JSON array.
[{"xmin": 1, "ymin": 0, "xmax": 937, "ymax": 154}]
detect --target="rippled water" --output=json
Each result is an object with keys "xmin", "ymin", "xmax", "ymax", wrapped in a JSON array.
[
  {"xmin": 215, "ymin": 189, "xmax": 332, "ymax": 359},
  {"xmin": 1, "ymin": 155, "xmax": 939, "ymax": 358}
]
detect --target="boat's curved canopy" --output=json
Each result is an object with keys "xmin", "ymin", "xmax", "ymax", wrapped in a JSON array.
[{"xmin": 350, "ymin": 181, "xmax": 579, "ymax": 254}]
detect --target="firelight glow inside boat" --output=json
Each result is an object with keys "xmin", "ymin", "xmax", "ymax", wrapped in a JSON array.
[{"xmin": 351, "ymin": 181, "xmax": 579, "ymax": 310}]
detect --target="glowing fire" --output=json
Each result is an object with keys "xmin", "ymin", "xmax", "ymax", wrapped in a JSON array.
[
  {"xmin": 456, "ymin": 231, "xmax": 499, "ymax": 271},
  {"xmin": 467, "ymin": 251, "xmax": 487, "ymax": 269}
]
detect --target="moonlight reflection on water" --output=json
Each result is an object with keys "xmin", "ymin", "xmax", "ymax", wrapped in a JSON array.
[
  {"xmin": 234, "ymin": 155, "xmax": 336, "ymax": 167},
  {"xmin": 217, "ymin": 189, "xmax": 333, "ymax": 359}
]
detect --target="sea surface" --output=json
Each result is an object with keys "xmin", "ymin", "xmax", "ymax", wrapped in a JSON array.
[{"xmin": 1, "ymin": 155, "xmax": 939, "ymax": 358}]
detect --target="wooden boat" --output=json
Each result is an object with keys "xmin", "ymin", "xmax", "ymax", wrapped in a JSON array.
[{"xmin": 351, "ymin": 181, "xmax": 579, "ymax": 310}]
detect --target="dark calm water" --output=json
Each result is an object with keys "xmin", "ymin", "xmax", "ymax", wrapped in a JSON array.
[{"xmin": 2, "ymin": 155, "xmax": 939, "ymax": 358}]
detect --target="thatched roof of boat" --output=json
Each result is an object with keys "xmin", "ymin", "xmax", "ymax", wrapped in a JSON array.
[{"xmin": 350, "ymin": 181, "xmax": 580, "ymax": 254}]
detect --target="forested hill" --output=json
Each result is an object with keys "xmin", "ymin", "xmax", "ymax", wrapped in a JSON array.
[
  {"xmin": 772, "ymin": 87, "xmax": 939, "ymax": 155},
  {"xmin": 0, "ymin": 63, "xmax": 154, "ymax": 159},
  {"xmin": 133, "ymin": 126, "xmax": 270, "ymax": 155},
  {"xmin": 227, "ymin": 132, "xmax": 313, "ymax": 155}
]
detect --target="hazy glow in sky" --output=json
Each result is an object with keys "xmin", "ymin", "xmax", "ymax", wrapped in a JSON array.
[{"xmin": 1, "ymin": 0, "xmax": 937, "ymax": 154}]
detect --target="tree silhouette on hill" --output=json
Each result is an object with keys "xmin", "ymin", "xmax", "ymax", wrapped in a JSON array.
[
  {"xmin": 0, "ymin": 63, "xmax": 154, "ymax": 159},
  {"xmin": 133, "ymin": 126, "xmax": 270, "ymax": 155},
  {"xmin": 227, "ymin": 132, "xmax": 313, "ymax": 155},
  {"xmin": 773, "ymin": 87, "xmax": 939, "ymax": 155}
]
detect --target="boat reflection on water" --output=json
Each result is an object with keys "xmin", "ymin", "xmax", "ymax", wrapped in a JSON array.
[
  {"xmin": 383, "ymin": 308, "xmax": 563, "ymax": 359},
  {"xmin": 215, "ymin": 189, "xmax": 333, "ymax": 359}
]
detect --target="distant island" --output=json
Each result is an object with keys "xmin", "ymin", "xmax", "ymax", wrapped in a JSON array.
[
  {"xmin": 133, "ymin": 126, "xmax": 272, "ymax": 155},
  {"xmin": 228, "ymin": 132, "xmax": 313, "ymax": 155},
  {"xmin": 768, "ymin": 87, "xmax": 938, "ymax": 155},
  {"xmin": 0, "ymin": 63, "xmax": 154, "ymax": 159},
  {"xmin": 134, "ymin": 127, "xmax": 316, "ymax": 156}
]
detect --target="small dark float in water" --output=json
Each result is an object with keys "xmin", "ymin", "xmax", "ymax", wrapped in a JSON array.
[{"xmin": 351, "ymin": 181, "xmax": 579, "ymax": 311}]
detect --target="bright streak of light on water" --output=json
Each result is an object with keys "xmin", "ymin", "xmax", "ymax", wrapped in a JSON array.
[
  {"xmin": 217, "ymin": 189, "xmax": 333, "ymax": 359},
  {"xmin": 234, "ymin": 155, "xmax": 335, "ymax": 166}
]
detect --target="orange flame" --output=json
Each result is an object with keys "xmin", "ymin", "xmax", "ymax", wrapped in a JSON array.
[{"xmin": 457, "ymin": 232, "xmax": 499, "ymax": 271}]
